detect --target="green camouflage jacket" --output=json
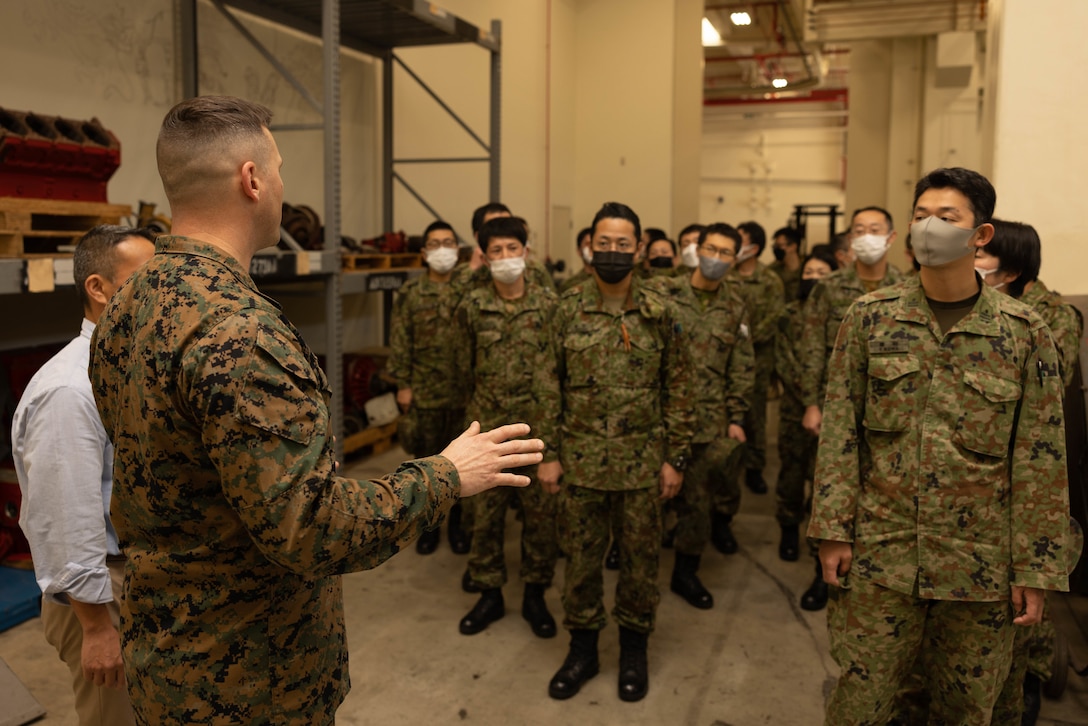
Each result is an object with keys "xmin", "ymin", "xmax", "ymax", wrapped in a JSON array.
[
  {"xmin": 800, "ymin": 263, "xmax": 903, "ymax": 407},
  {"xmin": 768, "ymin": 259, "xmax": 801, "ymax": 304},
  {"xmin": 555, "ymin": 277, "xmax": 694, "ymax": 490},
  {"xmin": 775, "ymin": 299, "xmax": 805, "ymax": 403},
  {"xmin": 90, "ymin": 237, "xmax": 460, "ymax": 724},
  {"xmin": 725, "ymin": 261, "xmax": 785, "ymax": 349},
  {"xmin": 454, "ymin": 257, "xmax": 556, "ymax": 292},
  {"xmin": 456, "ymin": 280, "xmax": 561, "ymax": 461},
  {"xmin": 560, "ymin": 267, "xmax": 593, "ymax": 294},
  {"xmin": 1021, "ymin": 279, "xmax": 1083, "ymax": 388},
  {"xmin": 808, "ymin": 276, "xmax": 1072, "ymax": 600},
  {"xmin": 386, "ymin": 273, "xmax": 466, "ymax": 409},
  {"xmin": 670, "ymin": 276, "xmax": 754, "ymax": 443}
]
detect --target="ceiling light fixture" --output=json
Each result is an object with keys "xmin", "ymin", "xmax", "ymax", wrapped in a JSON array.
[
  {"xmin": 730, "ymin": 11, "xmax": 752, "ymax": 26},
  {"xmin": 701, "ymin": 17, "xmax": 722, "ymax": 46},
  {"xmin": 772, "ymin": 78, "xmax": 788, "ymax": 89}
]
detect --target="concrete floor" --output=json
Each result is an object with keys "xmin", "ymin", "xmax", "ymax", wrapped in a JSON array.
[{"xmin": 2, "ymin": 402, "xmax": 1088, "ymax": 725}]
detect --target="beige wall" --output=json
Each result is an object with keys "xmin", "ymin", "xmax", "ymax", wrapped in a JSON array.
[{"xmin": 986, "ymin": 0, "xmax": 1088, "ymax": 295}]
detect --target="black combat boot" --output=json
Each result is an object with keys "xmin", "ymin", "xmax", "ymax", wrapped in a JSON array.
[
  {"xmin": 1022, "ymin": 673, "xmax": 1042, "ymax": 726},
  {"xmin": 447, "ymin": 501, "xmax": 471, "ymax": 555},
  {"xmin": 461, "ymin": 569, "xmax": 482, "ymax": 593},
  {"xmin": 458, "ymin": 588, "xmax": 504, "ymax": 635},
  {"xmin": 415, "ymin": 527, "xmax": 440, "ymax": 555},
  {"xmin": 522, "ymin": 583, "xmax": 557, "ymax": 638},
  {"xmin": 670, "ymin": 552, "xmax": 713, "ymax": 609},
  {"xmin": 800, "ymin": 559, "xmax": 829, "ymax": 611},
  {"xmin": 548, "ymin": 629, "xmax": 600, "ymax": 700},
  {"xmin": 604, "ymin": 539, "xmax": 620, "ymax": 570},
  {"xmin": 745, "ymin": 468, "xmax": 768, "ymax": 494},
  {"xmin": 711, "ymin": 512, "xmax": 738, "ymax": 555},
  {"xmin": 618, "ymin": 627, "xmax": 649, "ymax": 702},
  {"xmin": 779, "ymin": 524, "xmax": 800, "ymax": 561}
]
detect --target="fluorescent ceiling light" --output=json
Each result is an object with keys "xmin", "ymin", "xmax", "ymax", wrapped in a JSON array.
[
  {"xmin": 730, "ymin": 11, "xmax": 752, "ymax": 26},
  {"xmin": 772, "ymin": 78, "xmax": 788, "ymax": 89},
  {"xmin": 702, "ymin": 17, "xmax": 722, "ymax": 46}
]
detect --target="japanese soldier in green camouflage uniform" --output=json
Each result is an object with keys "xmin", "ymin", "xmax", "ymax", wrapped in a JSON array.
[
  {"xmin": 561, "ymin": 227, "xmax": 594, "ymax": 293},
  {"xmin": 667, "ymin": 222, "xmax": 754, "ymax": 610},
  {"xmin": 89, "ymin": 95, "xmax": 544, "ymax": 726},
  {"xmin": 773, "ymin": 245, "xmax": 837, "ymax": 577},
  {"xmin": 768, "ymin": 226, "xmax": 803, "ymax": 303},
  {"xmin": 387, "ymin": 220, "xmax": 472, "ymax": 555},
  {"xmin": 798, "ymin": 205, "xmax": 903, "ymax": 609},
  {"xmin": 809, "ymin": 167, "xmax": 1074, "ymax": 725},
  {"xmin": 548, "ymin": 202, "xmax": 694, "ymax": 704},
  {"xmin": 455, "ymin": 202, "xmax": 556, "ymax": 293},
  {"xmin": 454, "ymin": 216, "xmax": 562, "ymax": 640},
  {"xmin": 712, "ymin": 221, "xmax": 782, "ymax": 543}
]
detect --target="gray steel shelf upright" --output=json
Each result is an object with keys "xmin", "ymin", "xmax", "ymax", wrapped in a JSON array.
[{"xmin": 181, "ymin": 0, "xmax": 502, "ymax": 455}]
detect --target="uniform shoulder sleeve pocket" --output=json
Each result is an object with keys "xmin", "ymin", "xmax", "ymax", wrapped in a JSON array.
[{"xmin": 235, "ymin": 324, "xmax": 324, "ymax": 445}]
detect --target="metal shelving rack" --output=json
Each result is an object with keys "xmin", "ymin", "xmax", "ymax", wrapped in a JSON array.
[{"xmin": 182, "ymin": 0, "xmax": 502, "ymax": 456}]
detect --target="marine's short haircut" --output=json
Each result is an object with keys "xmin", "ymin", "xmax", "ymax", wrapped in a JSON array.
[
  {"xmin": 851, "ymin": 206, "xmax": 894, "ymax": 231},
  {"xmin": 737, "ymin": 221, "xmax": 767, "ymax": 255},
  {"xmin": 471, "ymin": 202, "xmax": 512, "ymax": 234},
  {"xmin": 73, "ymin": 225, "xmax": 156, "ymax": 311},
  {"xmin": 986, "ymin": 218, "xmax": 1041, "ymax": 299},
  {"xmin": 591, "ymin": 202, "xmax": 641, "ymax": 243},
  {"xmin": 156, "ymin": 95, "xmax": 274, "ymax": 207},
  {"xmin": 912, "ymin": 167, "xmax": 996, "ymax": 227},
  {"xmin": 477, "ymin": 216, "xmax": 527, "ymax": 253}
]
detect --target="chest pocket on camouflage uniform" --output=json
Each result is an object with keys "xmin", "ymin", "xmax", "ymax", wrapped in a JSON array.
[
  {"xmin": 623, "ymin": 318, "xmax": 664, "ymax": 388},
  {"xmin": 705, "ymin": 329, "xmax": 737, "ymax": 376},
  {"xmin": 237, "ymin": 326, "xmax": 322, "ymax": 445},
  {"xmin": 955, "ymin": 369, "xmax": 1022, "ymax": 458},
  {"xmin": 864, "ymin": 355, "xmax": 920, "ymax": 433},
  {"xmin": 563, "ymin": 325, "xmax": 609, "ymax": 388}
]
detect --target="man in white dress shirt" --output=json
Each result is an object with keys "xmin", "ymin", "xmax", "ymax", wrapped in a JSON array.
[{"xmin": 12, "ymin": 225, "xmax": 155, "ymax": 726}]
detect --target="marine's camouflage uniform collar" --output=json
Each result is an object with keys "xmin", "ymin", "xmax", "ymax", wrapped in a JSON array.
[
  {"xmin": 155, "ymin": 235, "xmax": 258, "ymax": 290},
  {"xmin": 888, "ymin": 273, "xmax": 1003, "ymax": 337}
]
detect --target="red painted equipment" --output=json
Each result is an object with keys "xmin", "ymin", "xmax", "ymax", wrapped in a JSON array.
[{"xmin": 0, "ymin": 108, "xmax": 121, "ymax": 202}]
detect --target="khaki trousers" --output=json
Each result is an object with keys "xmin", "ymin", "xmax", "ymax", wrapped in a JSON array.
[{"xmin": 41, "ymin": 558, "xmax": 135, "ymax": 726}]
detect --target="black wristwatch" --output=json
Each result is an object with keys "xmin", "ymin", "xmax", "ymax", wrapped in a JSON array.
[{"xmin": 671, "ymin": 455, "xmax": 688, "ymax": 472}]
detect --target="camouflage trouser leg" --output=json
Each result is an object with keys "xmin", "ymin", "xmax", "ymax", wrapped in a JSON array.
[
  {"xmin": 467, "ymin": 469, "xmax": 557, "ymax": 590},
  {"xmin": 516, "ymin": 474, "xmax": 559, "ymax": 586},
  {"xmin": 992, "ymin": 600, "xmax": 1054, "ymax": 723},
  {"xmin": 412, "ymin": 407, "xmax": 470, "ymax": 532},
  {"xmin": 711, "ymin": 440, "xmax": 748, "ymax": 518},
  {"xmin": 774, "ymin": 393, "xmax": 816, "ymax": 526},
  {"xmin": 559, "ymin": 485, "xmax": 662, "ymax": 634},
  {"xmin": 826, "ymin": 576, "xmax": 1014, "ymax": 726},
  {"xmin": 742, "ymin": 342, "xmax": 774, "ymax": 472},
  {"xmin": 675, "ymin": 439, "xmax": 742, "ymax": 555}
]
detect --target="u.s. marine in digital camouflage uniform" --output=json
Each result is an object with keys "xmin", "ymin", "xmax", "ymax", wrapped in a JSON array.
[
  {"xmin": 810, "ymin": 168, "xmax": 1073, "ymax": 725},
  {"xmin": 454, "ymin": 218, "xmax": 562, "ymax": 637},
  {"xmin": 91, "ymin": 237, "xmax": 464, "ymax": 725},
  {"xmin": 665, "ymin": 224, "xmax": 753, "ymax": 609}
]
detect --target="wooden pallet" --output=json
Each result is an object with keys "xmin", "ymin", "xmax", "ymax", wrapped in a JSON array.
[
  {"xmin": 343, "ymin": 420, "xmax": 398, "ymax": 456},
  {"xmin": 341, "ymin": 252, "xmax": 422, "ymax": 271},
  {"xmin": 0, "ymin": 198, "xmax": 132, "ymax": 257}
]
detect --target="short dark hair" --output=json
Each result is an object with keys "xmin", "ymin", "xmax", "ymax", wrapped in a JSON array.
[
  {"xmin": 73, "ymin": 225, "xmax": 156, "ymax": 311},
  {"xmin": 851, "ymin": 206, "xmax": 894, "ymax": 231},
  {"xmin": 830, "ymin": 231, "xmax": 851, "ymax": 255},
  {"xmin": 699, "ymin": 222, "xmax": 742, "ymax": 248},
  {"xmin": 471, "ymin": 202, "xmax": 512, "ymax": 234},
  {"xmin": 648, "ymin": 237, "xmax": 677, "ymax": 256},
  {"xmin": 644, "ymin": 228, "xmax": 668, "ymax": 243},
  {"xmin": 737, "ymin": 221, "xmax": 767, "ymax": 254},
  {"xmin": 773, "ymin": 227, "xmax": 802, "ymax": 248},
  {"xmin": 806, "ymin": 243, "xmax": 839, "ymax": 273},
  {"xmin": 577, "ymin": 227, "xmax": 593, "ymax": 246},
  {"xmin": 986, "ymin": 218, "xmax": 1041, "ymax": 299},
  {"xmin": 423, "ymin": 220, "xmax": 454, "ymax": 240},
  {"xmin": 912, "ymin": 167, "xmax": 996, "ymax": 227},
  {"xmin": 477, "ymin": 216, "xmax": 527, "ymax": 252},
  {"xmin": 591, "ymin": 202, "xmax": 641, "ymax": 243},
  {"xmin": 678, "ymin": 223, "xmax": 705, "ymax": 240}
]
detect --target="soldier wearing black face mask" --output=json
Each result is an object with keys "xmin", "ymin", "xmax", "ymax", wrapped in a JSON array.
[{"xmin": 769, "ymin": 227, "xmax": 804, "ymax": 303}]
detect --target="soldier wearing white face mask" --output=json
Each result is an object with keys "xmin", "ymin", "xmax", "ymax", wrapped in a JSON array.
[{"xmin": 795, "ymin": 206, "xmax": 903, "ymax": 610}]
